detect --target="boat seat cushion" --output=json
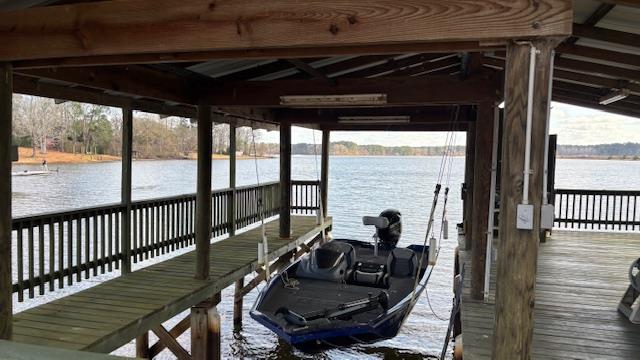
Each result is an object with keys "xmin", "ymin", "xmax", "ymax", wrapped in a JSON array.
[
  {"xmin": 387, "ymin": 248, "xmax": 418, "ymax": 278},
  {"xmin": 295, "ymin": 241, "xmax": 355, "ymax": 282},
  {"xmin": 351, "ymin": 262, "xmax": 386, "ymax": 287}
]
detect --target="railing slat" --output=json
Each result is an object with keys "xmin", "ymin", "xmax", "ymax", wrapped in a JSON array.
[{"xmin": 11, "ymin": 180, "xmax": 318, "ymax": 301}]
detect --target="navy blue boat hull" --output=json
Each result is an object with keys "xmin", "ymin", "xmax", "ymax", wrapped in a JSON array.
[{"xmin": 250, "ymin": 243, "xmax": 433, "ymax": 346}]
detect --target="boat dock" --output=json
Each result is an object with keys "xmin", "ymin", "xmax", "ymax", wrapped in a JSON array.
[
  {"xmin": 458, "ymin": 230, "xmax": 640, "ymax": 359},
  {"xmin": 11, "ymin": 216, "xmax": 330, "ymax": 355},
  {"xmin": 2, "ymin": 1, "xmax": 640, "ymax": 359}
]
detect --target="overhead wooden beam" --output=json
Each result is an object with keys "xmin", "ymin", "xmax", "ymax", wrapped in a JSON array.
[
  {"xmin": 493, "ymin": 39, "xmax": 555, "ymax": 359},
  {"xmin": 13, "ymin": 74, "xmax": 278, "ymax": 129},
  {"xmin": 557, "ymin": 43, "xmax": 640, "ymax": 68},
  {"xmin": 319, "ymin": 123, "xmax": 469, "ymax": 131},
  {"xmin": 195, "ymin": 105, "xmax": 213, "ymax": 280},
  {"xmin": 553, "ymin": 90, "xmax": 640, "ymax": 118},
  {"xmin": 342, "ymin": 54, "xmax": 443, "ymax": 78},
  {"xmin": 572, "ymin": 23, "xmax": 640, "ymax": 49},
  {"xmin": 276, "ymin": 106, "xmax": 472, "ymax": 124},
  {"xmin": 286, "ymin": 55, "xmax": 396, "ymax": 79},
  {"xmin": 286, "ymin": 59, "xmax": 332, "ymax": 82},
  {"xmin": 0, "ymin": 62, "xmax": 12, "ymax": 340},
  {"xmin": 596, "ymin": 0, "xmax": 640, "ymax": 9},
  {"xmin": 201, "ymin": 74, "xmax": 501, "ymax": 107},
  {"xmin": 16, "ymin": 65, "xmax": 195, "ymax": 104},
  {"xmin": 387, "ymin": 56, "xmax": 460, "ymax": 77},
  {"xmin": 13, "ymin": 42, "xmax": 503, "ymax": 69},
  {"xmin": 0, "ymin": 0, "xmax": 572, "ymax": 63}
]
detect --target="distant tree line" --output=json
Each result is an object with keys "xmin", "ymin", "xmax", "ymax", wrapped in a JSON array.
[
  {"xmin": 557, "ymin": 143, "xmax": 640, "ymax": 159},
  {"xmin": 257, "ymin": 141, "xmax": 467, "ymax": 156},
  {"xmin": 11, "ymin": 95, "xmax": 267, "ymax": 159}
]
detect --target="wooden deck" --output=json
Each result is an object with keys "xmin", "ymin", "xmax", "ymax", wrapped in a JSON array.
[
  {"xmin": 10, "ymin": 215, "xmax": 330, "ymax": 354},
  {"xmin": 460, "ymin": 230, "xmax": 640, "ymax": 360},
  {"xmin": 0, "ymin": 340, "xmax": 131, "ymax": 360}
]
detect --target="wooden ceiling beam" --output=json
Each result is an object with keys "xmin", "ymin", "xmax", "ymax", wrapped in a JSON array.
[
  {"xmin": 318, "ymin": 123, "xmax": 469, "ymax": 132},
  {"xmin": 16, "ymin": 65, "xmax": 195, "ymax": 104},
  {"xmin": 485, "ymin": 54, "xmax": 640, "ymax": 83},
  {"xmin": 572, "ymin": 23, "xmax": 640, "ymax": 49},
  {"xmin": 385, "ymin": 56, "xmax": 460, "ymax": 77},
  {"xmin": 556, "ymin": 43, "xmax": 640, "ymax": 68},
  {"xmin": 200, "ymin": 73, "xmax": 501, "ymax": 107},
  {"xmin": 596, "ymin": 0, "xmax": 640, "ymax": 9},
  {"xmin": 284, "ymin": 55, "xmax": 397, "ymax": 80},
  {"xmin": 13, "ymin": 43, "xmax": 504, "ymax": 70},
  {"xmin": 276, "ymin": 106, "xmax": 471, "ymax": 124},
  {"xmin": 286, "ymin": 59, "xmax": 332, "ymax": 82},
  {"xmin": 343, "ymin": 54, "xmax": 444, "ymax": 78},
  {"xmin": 554, "ymin": 69, "xmax": 640, "ymax": 94},
  {"xmin": 13, "ymin": 74, "xmax": 196, "ymax": 117},
  {"xmin": 1, "ymin": 0, "xmax": 572, "ymax": 63},
  {"xmin": 13, "ymin": 74, "xmax": 278, "ymax": 128},
  {"xmin": 553, "ymin": 91, "xmax": 640, "ymax": 119}
]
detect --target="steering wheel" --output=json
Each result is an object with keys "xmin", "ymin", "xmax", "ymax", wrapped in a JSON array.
[{"xmin": 630, "ymin": 258, "xmax": 640, "ymax": 292}]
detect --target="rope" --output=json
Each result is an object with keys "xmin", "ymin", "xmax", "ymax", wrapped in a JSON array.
[
  {"xmin": 250, "ymin": 127, "xmax": 270, "ymax": 279},
  {"xmin": 410, "ymin": 105, "xmax": 461, "ymax": 309}
]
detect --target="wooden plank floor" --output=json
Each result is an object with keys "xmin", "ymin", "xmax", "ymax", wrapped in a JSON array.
[
  {"xmin": 10, "ymin": 215, "xmax": 331, "ymax": 354},
  {"xmin": 460, "ymin": 231, "xmax": 640, "ymax": 360},
  {"xmin": 0, "ymin": 340, "xmax": 132, "ymax": 360}
]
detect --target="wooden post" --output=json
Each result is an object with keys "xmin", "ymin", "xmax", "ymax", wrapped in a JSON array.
[
  {"xmin": 463, "ymin": 122, "xmax": 476, "ymax": 250},
  {"xmin": 229, "ymin": 124, "xmax": 244, "ymax": 326},
  {"xmin": 471, "ymin": 102, "xmax": 496, "ymax": 300},
  {"xmin": 547, "ymin": 134, "xmax": 557, "ymax": 205},
  {"xmin": 195, "ymin": 105, "xmax": 212, "ymax": 280},
  {"xmin": 135, "ymin": 332, "xmax": 150, "ymax": 359},
  {"xmin": 191, "ymin": 296, "xmax": 221, "ymax": 360},
  {"xmin": 233, "ymin": 277, "xmax": 244, "ymax": 327},
  {"xmin": 279, "ymin": 122, "xmax": 291, "ymax": 239},
  {"xmin": 121, "ymin": 107, "xmax": 133, "ymax": 274},
  {"xmin": 320, "ymin": 130, "xmax": 330, "ymax": 220},
  {"xmin": 228, "ymin": 124, "xmax": 236, "ymax": 237},
  {"xmin": 0, "ymin": 62, "xmax": 13, "ymax": 340},
  {"xmin": 493, "ymin": 40, "xmax": 555, "ymax": 360}
]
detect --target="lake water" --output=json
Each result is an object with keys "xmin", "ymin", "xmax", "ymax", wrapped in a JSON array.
[{"xmin": 10, "ymin": 156, "xmax": 640, "ymax": 359}]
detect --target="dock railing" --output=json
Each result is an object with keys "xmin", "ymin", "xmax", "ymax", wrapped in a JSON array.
[
  {"xmin": 554, "ymin": 188, "xmax": 640, "ymax": 231},
  {"xmin": 11, "ymin": 180, "xmax": 320, "ymax": 301}
]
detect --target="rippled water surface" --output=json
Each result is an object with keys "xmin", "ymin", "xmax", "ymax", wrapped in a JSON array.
[{"xmin": 11, "ymin": 156, "xmax": 640, "ymax": 359}]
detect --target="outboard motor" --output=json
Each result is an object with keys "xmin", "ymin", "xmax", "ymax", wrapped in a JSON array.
[{"xmin": 377, "ymin": 209, "xmax": 402, "ymax": 248}]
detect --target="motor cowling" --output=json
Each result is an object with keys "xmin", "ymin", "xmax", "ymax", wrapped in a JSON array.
[{"xmin": 377, "ymin": 209, "xmax": 402, "ymax": 248}]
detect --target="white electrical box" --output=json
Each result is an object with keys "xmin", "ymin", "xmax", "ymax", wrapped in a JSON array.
[
  {"xmin": 540, "ymin": 204, "xmax": 555, "ymax": 230},
  {"xmin": 516, "ymin": 204, "xmax": 534, "ymax": 230}
]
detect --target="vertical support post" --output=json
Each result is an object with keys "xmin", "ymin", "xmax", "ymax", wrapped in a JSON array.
[
  {"xmin": 121, "ymin": 107, "xmax": 133, "ymax": 274},
  {"xmin": 191, "ymin": 295, "xmax": 221, "ymax": 360},
  {"xmin": 228, "ymin": 124, "xmax": 236, "ymax": 237},
  {"xmin": 195, "ymin": 105, "xmax": 212, "ymax": 280},
  {"xmin": 0, "ymin": 62, "xmax": 13, "ymax": 340},
  {"xmin": 493, "ymin": 40, "xmax": 555, "ymax": 360},
  {"xmin": 135, "ymin": 332, "xmax": 150, "ymax": 359},
  {"xmin": 463, "ymin": 122, "xmax": 476, "ymax": 250},
  {"xmin": 279, "ymin": 122, "xmax": 291, "ymax": 239},
  {"xmin": 229, "ymin": 123, "xmax": 244, "ymax": 326},
  {"xmin": 471, "ymin": 103, "xmax": 496, "ymax": 300},
  {"xmin": 320, "ymin": 130, "xmax": 330, "ymax": 219},
  {"xmin": 547, "ymin": 134, "xmax": 557, "ymax": 206},
  {"xmin": 233, "ymin": 277, "xmax": 244, "ymax": 326}
]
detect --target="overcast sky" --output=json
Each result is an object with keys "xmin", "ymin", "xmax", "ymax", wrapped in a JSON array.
[{"xmin": 261, "ymin": 102, "xmax": 640, "ymax": 146}]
